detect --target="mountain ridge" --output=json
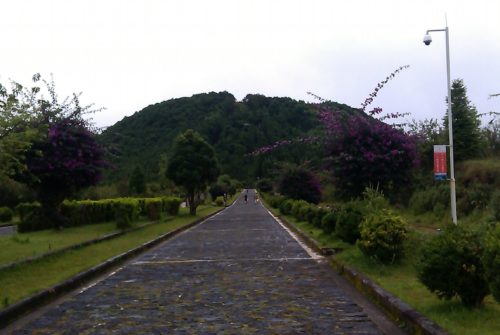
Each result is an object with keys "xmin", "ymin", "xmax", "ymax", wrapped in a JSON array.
[{"xmin": 99, "ymin": 91, "xmax": 358, "ymax": 183}]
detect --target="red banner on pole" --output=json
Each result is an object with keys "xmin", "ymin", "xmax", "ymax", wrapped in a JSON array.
[{"xmin": 434, "ymin": 145, "xmax": 447, "ymax": 180}]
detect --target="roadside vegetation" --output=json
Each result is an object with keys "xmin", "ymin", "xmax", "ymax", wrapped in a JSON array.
[
  {"xmin": 0, "ymin": 205, "xmax": 221, "ymax": 309},
  {"xmin": 1, "ymin": 68, "xmax": 498, "ymax": 334},
  {"xmin": 262, "ymin": 192, "xmax": 500, "ymax": 335}
]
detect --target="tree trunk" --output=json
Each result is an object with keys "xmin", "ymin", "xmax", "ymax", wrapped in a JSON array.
[
  {"xmin": 38, "ymin": 188, "xmax": 67, "ymax": 230},
  {"xmin": 188, "ymin": 191, "xmax": 197, "ymax": 215}
]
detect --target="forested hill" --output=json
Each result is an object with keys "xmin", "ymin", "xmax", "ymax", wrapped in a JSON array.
[{"xmin": 99, "ymin": 92, "xmax": 357, "ymax": 183}]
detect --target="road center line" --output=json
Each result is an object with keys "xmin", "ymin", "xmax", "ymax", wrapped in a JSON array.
[{"xmin": 132, "ymin": 257, "xmax": 316, "ymax": 265}]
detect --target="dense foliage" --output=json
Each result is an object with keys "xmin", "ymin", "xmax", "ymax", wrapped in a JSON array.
[
  {"xmin": 99, "ymin": 92, "xmax": 338, "ymax": 183},
  {"xmin": 335, "ymin": 202, "xmax": 364, "ymax": 243},
  {"xmin": 0, "ymin": 75, "xmax": 107, "ymax": 227},
  {"xmin": 314, "ymin": 67, "xmax": 418, "ymax": 198},
  {"xmin": 482, "ymin": 225, "xmax": 500, "ymax": 303},
  {"xmin": 17, "ymin": 197, "xmax": 181, "ymax": 232},
  {"xmin": 277, "ymin": 165, "xmax": 322, "ymax": 204},
  {"xmin": 0, "ymin": 206, "xmax": 13, "ymax": 222},
  {"xmin": 444, "ymin": 79, "xmax": 485, "ymax": 161},
  {"xmin": 357, "ymin": 209, "xmax": 408, "ymax": 263},
  {"xmin": 24, "ymin": 120, "xmax": 106, "ymax": 228},
  {"xmin": 129, "ymin": 166, "xmax": 146, "ymax": 195},
  {"xmin": 167, "ymin": 129, "xmax": 219, "ymax": 215},
  {"xmin": 417, "ymin": 226, "xmax": 489, "ymax": 307}
]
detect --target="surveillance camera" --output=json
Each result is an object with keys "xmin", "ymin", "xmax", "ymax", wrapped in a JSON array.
[{"xmin": 423, "ymin": 34, "xmax": 432, "ymax": 45}]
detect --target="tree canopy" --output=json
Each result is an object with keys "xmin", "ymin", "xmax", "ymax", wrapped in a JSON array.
[
  {"xmin": 444, "ymin": 79, "xmax": 485, "ymax": 161},
  {"xmin": 167, "ymin": 129, "xmax": 219, "ymax": 215},
  {"xmin": 99, "ymin": 92, "xmax": 335, "ymax": 183},
  {"xmin": 0, "ymin": 74, "xmax": 106, "ymax": 228}
]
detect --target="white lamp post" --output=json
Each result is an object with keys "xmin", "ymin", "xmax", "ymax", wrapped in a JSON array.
[{"xmin": 423, "ymin": 26, "xmax": 458, "ymax": 225}]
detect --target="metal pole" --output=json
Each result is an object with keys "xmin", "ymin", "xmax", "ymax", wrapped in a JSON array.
[
  {"xmin": 425, "ymin": 27, "xmax": 458, "ymax": 225},
  {"xmin": 445, "ymin": 26, "xmax": 458, "ymax": 225}
]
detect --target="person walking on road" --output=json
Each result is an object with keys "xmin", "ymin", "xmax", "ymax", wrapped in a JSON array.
[{"xmin": 244, "ymin": 194, "xmax": 248, "ymax": 203}]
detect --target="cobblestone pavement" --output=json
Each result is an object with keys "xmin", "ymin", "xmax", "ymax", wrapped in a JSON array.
[{"xmin": 8, "ymin": 191, "xmax": 395, "ymax": 334}]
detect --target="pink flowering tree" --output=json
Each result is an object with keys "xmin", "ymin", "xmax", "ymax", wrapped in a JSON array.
[
  {"xmin": 252, "ymin": 66, "xmax": 418, "ymax": 199},
  {"xmin": 278, "ymin": 165, "xmax": 322, "ymax": 204},
  {"xmin": 25, "ymin": 119, "xmax": 107, "ymax": 228},
  {"xmin": 5, "ymin": 74, "xmax": 108, "ymax": 228}
]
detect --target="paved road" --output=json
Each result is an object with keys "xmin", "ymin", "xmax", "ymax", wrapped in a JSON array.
[
  {"xmin": 7, "ymin": 191, "xmax": 403, "ymax": 334},
  {"xmin": 0, "ymin": 225, "xmax": 16, "ymax": 236}
]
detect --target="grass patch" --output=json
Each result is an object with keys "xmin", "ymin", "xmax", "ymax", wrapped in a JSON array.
[
  {"xmin": 0, "ymin": 222, "xmax": 123, "ymax": 266},
  {"xmin": 0, "ymin": 205, "xmax": 220, "ymax": 309},
  {"xmin": 336, "ymin": 245, "xmax": 500, "ymax": 335}
]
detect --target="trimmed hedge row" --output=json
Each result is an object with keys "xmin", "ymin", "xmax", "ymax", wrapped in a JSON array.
[
  {"xmin": 266, "ymin": 192, "xmax": 500, "ymax": 308},
  {"xmin": 16, "ymin": 197, "xmax": 182, "ymax": 232},
  {"xmin": 265, "ymin": 193, "xmax": 408, "ymax": 264},
  {"xmin": 0, "ymin": 207, "xmax": 14, "ymax": 223}
]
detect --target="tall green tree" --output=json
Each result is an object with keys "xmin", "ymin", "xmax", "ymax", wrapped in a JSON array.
[
  {"xmin": 167, "ymin": 129, "xmax": 219, "ymax": 215},
  {"xmin": 444, "ymin": 79, "xmax": 485, "ymax": 161}
]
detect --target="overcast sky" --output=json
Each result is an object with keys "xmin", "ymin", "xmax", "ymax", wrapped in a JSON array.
[{"xmin": 1, "ymin": 0, "xmax": 499, "ymax": 128}]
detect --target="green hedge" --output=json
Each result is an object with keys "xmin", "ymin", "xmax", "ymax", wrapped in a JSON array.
[
  {"xmin": 16, "ymin": 197, "xmax": 182, "ymax": 232},
  {"xmin": 336, "ymin": 202, "xmax": 364, "ymax": 244},
  {"xmin": 0, "ymin": 206, "xmax": 13, "ymax": 223},
  {"xmin": 161, "ymin": 196, "xmax": 182, "ymax": 216},
  {"xmin": 145, "ymin": 198, "xmax": 162, "ymax": 221}
]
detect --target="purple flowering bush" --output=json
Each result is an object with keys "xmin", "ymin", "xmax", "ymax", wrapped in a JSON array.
[
  {"xmin": 322, "ymin": 110, "xmax": 418, "ymax": 198},
  {"xmin": 25, "ymin": 120, "xmax": 106, "ymax": 228},
  {"xmin": 278, "ymin": 165, "xmax": 322, "ymax": 204},
  {"xmin": 252, "ymin": 66, "xmax": 418, "ymax": 200},
  {"xmin": 315, "ymin": 66, "xmax": 418, "ymax": 198}
]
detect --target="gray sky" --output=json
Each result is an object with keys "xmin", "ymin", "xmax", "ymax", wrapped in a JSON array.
[{"xmin": 1, "ymin": 0, "xmax": 499, "ymax": 128}]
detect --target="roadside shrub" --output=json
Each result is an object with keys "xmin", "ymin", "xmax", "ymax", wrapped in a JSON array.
[
  {"xmin": 409, "ymin": 184, "xmax": 449, "ymax": 215},
  {"xmin": 16, "ymin": 202, "xmax": 41, "ymax": 222},
  {"xmin": 215, "ymin": 196, "xmax": 224, "ymax": 207},
  {"xmin": 145, "ymin": 198, "xmax": 162, "ymax": 221},
  {"xmin": 292, "ymin": 200, "xmax": 309, "ymax": 221},
  {"xmin": 312, "ymin": 207, "xmax": 328, "ymax": 227},
  {"xmin": 357, "ymin": 209, "xmax": 408, "ymax": 263},
  {"xmin": 0, "ymin": 207, "xmax": 13, "ymax": 222},
  {"xmin": 304, "ymin": 206, "xmax": 318, "ymax": 224},
  {"xmin": 61, "ymin": 199, "xmax": 116, "ymax": 226},
  {"xmin": 362, "ymin": 186, "xmax": 389, "ymax": 212},
  {"xmin": 137, "ymin": 198, "xmax": 147, "ymax": 216},
  {"xmin": 482, "ymin": 225, "xmax": 500, "ymax": 303},
  {"xmin": 162, "ymin": 197, "xmax": 181, "ymax": 215},
  {"xmin": 279, "ymin": 199, "xmax": 294, "ymax": 215},
  {"xmin": 209, "ymin": 183, "xmax": 227, "ymax": 201},
  {"xmin": 278, "ymin": 166, "xmax": 322, "ymax": 204},
  {"xmin": 16, "ymin": 202, "xmax": 51, "ymax": 232},
  {"xmin": 321, "ymin": 211, "xmax": 338, "ymax": 234},
  {"xmin": 18, "ymin": 207, "xmax": 50, "ymax": 232},
  {"xmin": 417, "ymin": 226, "xmax": 489, "ymax": 307},
  {"xmin": 256, "ymin": 178, "xmax": 273, "ymax": 193},
  {"xmin": 336, "ymin": 202, "xmax": 364, "ymax": 243},
  {"xmin": 267, "ymin": 194, "xmax": 285, "ymax": 209},
  {"xmin": 490, "ymin": 190, "xmax": 500, "ymax": 221},
  {"xmin": 114, "ymin": 199, "xmax": 140, "ymax": 229},
  {"xmin": 458, "ymin": 184, "xmax": 491, "ymax": 216}
]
